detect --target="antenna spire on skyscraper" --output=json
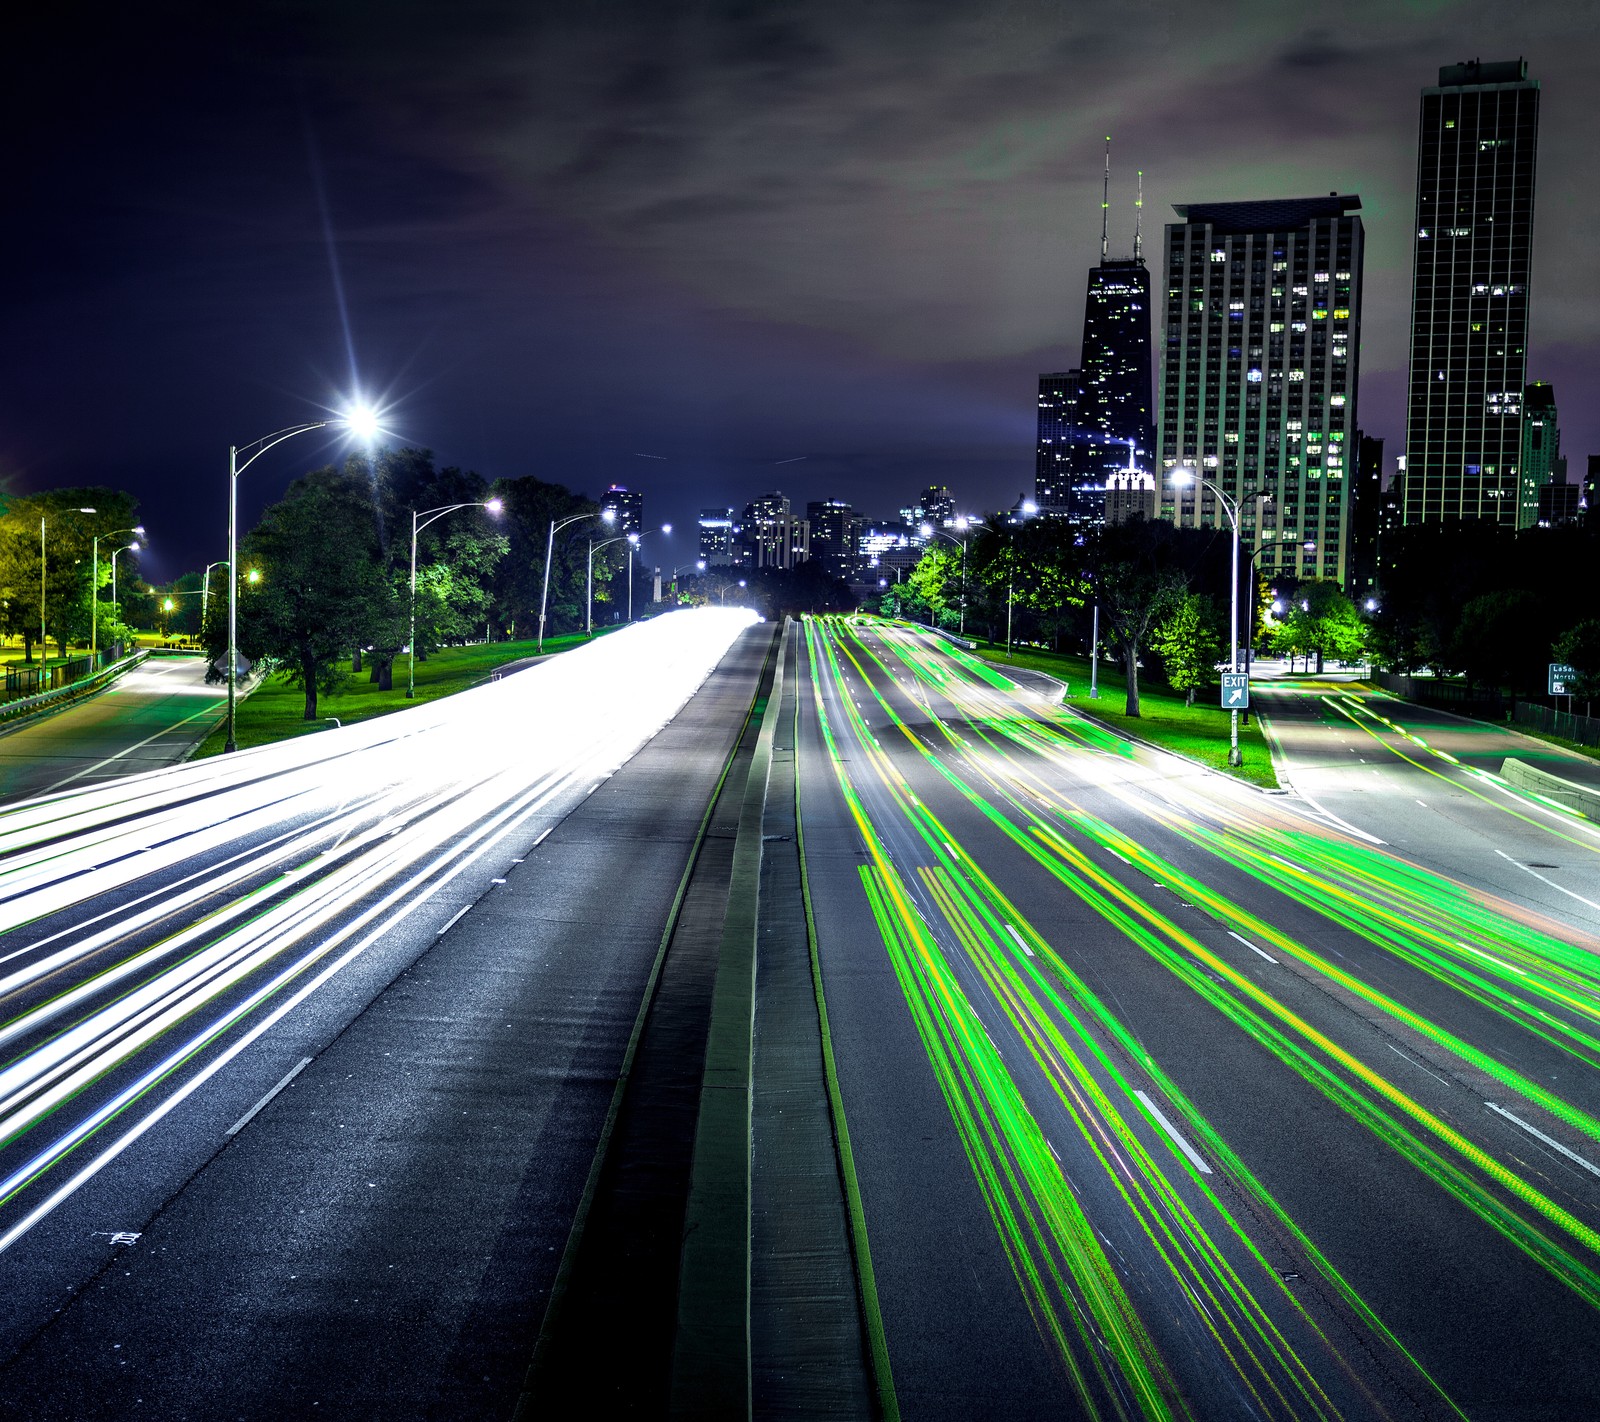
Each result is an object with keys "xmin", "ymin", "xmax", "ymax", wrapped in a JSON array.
[
  {"xmin": 1134, "ymin": 169, "xmax": 1144, "ymax": 261},
  {"xmin": 1101, "ymin": 136, "xmax": 1111, "ymax": 262}
]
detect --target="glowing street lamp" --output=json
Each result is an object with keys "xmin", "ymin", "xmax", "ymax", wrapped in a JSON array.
[
  {"xmin": 90, "ymin": 524, "xmax": 144, "ymax": 659},
  {"xmin": 408, "ymin": 497, "xmax": 503, "ymax": 698},
  {"xmin": 919, "ymin": 515, "xmax": 973, "ymax": 634},
  {"xmin": 587, "ymin": 530, "xmax": 632, "ymax": 637},
  {"xmin": 39, "ymin": 507, "xmax": 96, "ymax": 662},
  {"xmin": 625, "ymin": 525, "xmax": 670, "ymax": 622},
  {"xmin": 540, "ymin": 507, "xmax": 613, "ymax": 653}
]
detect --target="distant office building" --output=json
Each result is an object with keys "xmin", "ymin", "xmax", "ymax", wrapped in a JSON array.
[
  {"xmin": 1347, "ymin": 432, "xmax": 1384, "ymax": 596},
  {"xmin": 901, "ymin": 485, "xmax": 958, "ymax": 530},
  {"xmin": 1402, "ymin": 59, "xmax": 1540, "ymax": 528},
  {"xmin": 741, "ymin": 492, "xmax": 810, "ymax": 570},
  {"xmin": 1537, "ymin": 480, "xmax": 1580, "ymax": 527},
  {"xmin": 1519, "ymin": 381, "xmax": 1560, "ymax": 526},
  {"xmin": 1159, "ymin": 194, "xmax": 1365, "ymax": 585},
  {"xmin": 1035, "ymin": 371, "xmax": 1081, "ymax": 515},
  {"xmin": 698, "ymin": 507, "xmax": 735, "ymax": 566},
  {"xmin": 600, "ymin": 484, "xmax": 644, "ymax": 535},
  {"xmin": 807, "ymin": 499, "xmax": 857, "ymax": 579},
  {"xmin": 858, "ymin": 519, "xmax": 924, "ymax": 578},
  {"xmin": 1105, "ymin": 469, "xmax": 1157, "ymax": 526},
  {"xmin": 1585, "ymin": 455, "xmax": 1600, "ymax": 528}
]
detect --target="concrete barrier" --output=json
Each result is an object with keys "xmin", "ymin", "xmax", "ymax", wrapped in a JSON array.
[{"xmin": 1500, "ymin": 758, "xmax": 1600, "ymax": 817}]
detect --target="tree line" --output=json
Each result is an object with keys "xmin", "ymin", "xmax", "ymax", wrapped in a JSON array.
[
  {"xmin": 200, "ymin": 450, "xmax": 638, "ymax": 719},
  {"xmin": 872, "ymin": 515, "xmax": 1374, "ymax": 715}
]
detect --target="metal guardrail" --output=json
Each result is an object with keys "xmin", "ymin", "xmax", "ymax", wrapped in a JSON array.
[{"xmin": 0, "ymin": 651, "xmax": 148, "ymax": 727}]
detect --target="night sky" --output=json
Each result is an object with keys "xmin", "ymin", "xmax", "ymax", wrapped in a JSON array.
[{"xmin": 7, "ymin": 0, "xmax": 1598, "ymax": 584}]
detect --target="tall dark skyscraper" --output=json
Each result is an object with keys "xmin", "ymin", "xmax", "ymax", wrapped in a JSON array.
[
  {"xmin": 1034, "ymin": 370, "xmax": 1081, "ymax": 514},
  {"xmin": 600, "ymin": 484, "xmax": 644, "ymax": 535},
  {"xmin": 1073, "ymin": 163, "xmax": 1154, "ymax": 523},
  {"xmin": 1159, "ymin": 195, "xmax": 1365, "ymax": 585},
  {"xmin": 1402, "ymin": 59, "xmax": 1540, "ymax": 528},
  {"xmin": 1519, "ymin": 380, "xmax": 1561, "ymax": 524}
]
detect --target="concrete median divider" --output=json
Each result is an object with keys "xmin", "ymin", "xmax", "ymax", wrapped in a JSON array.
[{"xmin": 1500, "ymin": 757, "xmax": 1600, "ymax": 818}]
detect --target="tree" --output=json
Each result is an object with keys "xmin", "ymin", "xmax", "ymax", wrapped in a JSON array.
[
  {"xmin": 1453, "ymin": 589, "xmax": 1543, "ymax": 694},
  {"xmin": 227, "ymin": 467, "xmax": 389, "ymax": 721},
  {"xmin": 906, "ymin": 544, "xmax": 962, "ymax": 629},
  {"xmin": 1554, "ymin": 620, "xmax": 1600, "ymax": 714},
  {"xmin": 1090, "ymin": 522, "xmax": 1192, "ymax": 717},
  {"xmin": 0, "ymin": 489, "xmax": 141, "ymax": 660},
  {"xmin": 969, "ymin": 517, "xmax": 1086, "ymax": 649},
  {"xmin": 1151, "ymin": 593, "xmax": 1222, "ymax": 705}
]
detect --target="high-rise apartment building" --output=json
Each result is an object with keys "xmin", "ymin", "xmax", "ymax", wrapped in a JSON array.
[
  {"xmin": 600, "ymin": 484, "xmax": 644, "ymax": 535},
  {"xmin": 1035, "ymin": 371, "xmax": 1081, "ymax": 514},
  {"xmin": 1402, "ymin": 59, "xmax": 1540, "ymax": 528},
  {"xmin": 740, "ymin": 492, "xmax": 810, "ymax": 570},
  {"xmin": 1159, "ymin": 195, "xmax": 1365, "ymax": 584},
  {"xmin": 1518, "ymin": 381, "xmax": 1560, "ymax": 526},
  {"xmin": 698, "ymin": 507, "xmax": 736, "ymax": 566},
  {"xmin": 806, "ymin": 499, "xmax": 857, "ymax": 579},
  {"xmin": 1347, "ymin": 433, "xmax": 1385, "ymax": 597}
]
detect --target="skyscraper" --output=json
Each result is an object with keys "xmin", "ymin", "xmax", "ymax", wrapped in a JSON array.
[
  {"xmin": 1518, "ymin": 381, "xmax": 1560, "ymax": 526},
  {"xmin": 1402, "ymin": 59, "xmax": 1540, "ymax": 528},
  {"xmin": 1072, "ymin": 160, "xmax": 1154, "ymax": 526},
  {"xmin": 600, "ymin": 484, "xmax": 643, "ymax": 535},
  {"xmin": 1034, "ymin": 371, "xmax": 1081, "ymax": 515},
  {"xmin": 698, "ymin": 507, "xmax": 735, "ymax": 566},
  {"xmin": 806, "ymin": 499, "xmax": 857, "ymax": 579},
  {"xmin": 1159, "ymin": 195, "xmax": 1365, "ymax": 585},
  {"xmin": 1036, "ymin": 151, "xmax": 1154, "ymax": 529}
]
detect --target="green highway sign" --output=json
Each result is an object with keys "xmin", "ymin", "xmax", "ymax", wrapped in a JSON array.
[
  {"xmin": 1221, "ymin": 673, "xmax": 1250, "ymax": 710},
  {"xmin": 1550, "ymin": 662, "xmax": 1578, "ymax": 695}
]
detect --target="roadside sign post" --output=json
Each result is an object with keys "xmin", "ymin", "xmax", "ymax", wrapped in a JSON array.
[
  {"xmin": 1221, "ymin": 673, "xmax": 1250, "ymax": 711},
  {"xmin": 1550, "ymin": 662, "xmax": 1577, "ymax": 696}
]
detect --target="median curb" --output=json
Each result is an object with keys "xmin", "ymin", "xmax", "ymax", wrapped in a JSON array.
[
  {"xmin": 669, "ymin": 618, "xmax": 789, "ymax": 1416},
  {"xmin": 1501, "ymin": 757, "xmax": 1600, "ymax": 818},
  {"xmin": 0, "ymin": 650, "xmax": 148, "ymax": 738}
]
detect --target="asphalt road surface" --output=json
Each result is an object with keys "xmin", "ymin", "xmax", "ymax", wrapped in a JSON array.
[
  {"xmin": 799, "ymin": 617, "xmax": 1600, "ymax": 1421},
  {"xmin": 0, "ymin": 610, "xmax": 762, "ymax": 1420},
  {"xmin": 0, "ymin": 655, "xmax": 224, "ymax": 806}
]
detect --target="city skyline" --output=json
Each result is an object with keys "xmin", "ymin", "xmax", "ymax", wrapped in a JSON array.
[{"xmin": 4, "ymin": 5, "xmax": 1599, "ymax": 581}]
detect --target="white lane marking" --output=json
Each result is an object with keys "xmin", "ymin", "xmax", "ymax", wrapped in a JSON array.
[
  {"xmin": 1133, "ymin": 1090, "xmax": 1212, "ymax": 1174},
  {"xmin": 1494, "ymin": 850, "xmax": 1600, "ymax": 914},
  {"xmin": 437, "ymin": 905, "xmax": 471, "ymax": 936},
  {"xmin": 1386, "ymin": 1043, "xmax": 1451, "ymax": 1087},
  {"xmin": 1104, "ymin": 847, "xmax": 1130, "ymax": 865},
  {"xmin": 225, "ymin": 1057, "xmax": 312, "ymax": 1136},
  {"xmin": 1003, "ymin": 923, "xmax": 1035, "ymax": 958},
  {"xmin": 41, "ymin": 703, "xmax": 224, "ymax": 794},
  {"xmin": 1416, "ymin": 800, "xmax": 1428, "ymax": 808},
  {"xmin": 1485, "ymin": 1101, "xmax": 1600, "ymax": 1180},
  {"xmin": 1228, "ymin": 931, "xmax": 1277, "ymax": 964},
  {"xmin": 1291, "ymin": 789, "xmax": 1385, "ymax": 846}
]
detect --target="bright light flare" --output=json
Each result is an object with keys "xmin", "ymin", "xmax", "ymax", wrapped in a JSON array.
[
  {"xmin": 344, "ymin": 403, "xmax": 382, "ymax": 443},
  {"xmin": 485, "ymin": 498, "xmax": 504, "ymax": 516}
]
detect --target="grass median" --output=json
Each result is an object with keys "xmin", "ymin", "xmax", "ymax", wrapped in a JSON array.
[
  {"xmin": 971, "ymin": 640, "xmax": 1280, "ymax": 790},
  {"xmin": 193, "ymin": 631, "xmax": 609, "ymax": 758}
]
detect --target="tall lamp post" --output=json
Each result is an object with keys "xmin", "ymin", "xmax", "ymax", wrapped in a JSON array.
[
  {"xmin": 665, "ymin": 560, "xmax": 706, "ymax": 601},
  {"xmin": 624, "ymin": 526, "xmax": 670, "ymax": 623},
  {"xmin": 1167, "ymin": 469, "xmax": 1254, "ymax": 767},
  {"xmin": 91, "ymin": 525, "xmax": 144, "ymax": 659},
  {"xmin": 108, "ymin": 541, "xmax": 141, "ymax": 629},
  {"xmin": 409, "ymin": 498, "xmax": 503, "ymax": 698},
  {"xmin": 587, "ymin": 531, "xmax": 631, "ymax": 636},
  {"xmin": 541, "ymin": 508, "xmax": 613, "ymax": 652},
  {"xmin": 40, "ymin": 507, "xmax": 97, "ymax": 662},
  {"xmin": 918, "ymin": 516, "xmax": 972, "ymax": 634},
  {"xmin": 225, "ymin": 406, "xmax": 380, "ymax": 752},
  {"xmin": 201, "ymin": 560, "xmax": 227, "ymax": 642}
]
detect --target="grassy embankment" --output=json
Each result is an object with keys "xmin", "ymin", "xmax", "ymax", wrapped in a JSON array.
[
  {"xmin": 193, "ymin": 632, "xmax": 605, "ymax": 758},
  {"xmin": 970, "ymin": 639, "xmax": 1280, "ymax": 790}
]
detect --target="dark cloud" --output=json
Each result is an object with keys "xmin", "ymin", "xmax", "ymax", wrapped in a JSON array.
[{"xmin": 3, "ymin": 0, "xmax": 1598, "ymax": 572}]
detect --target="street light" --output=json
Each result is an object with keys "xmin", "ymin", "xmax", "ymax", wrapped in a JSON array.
[
  {"xmin": 625, "ymin": 526, "xmax": 670, "ymax": 623},
  {"xmin": 409, "ymin": 497, "xmax": 503, "ymax": 698},
  {"xmin": 586, "ymin": 531, "xmax": 634, "ymax": 637},
  {"xmin": 1167, "ymin": 469, "xmax": 1251, "ymax": 766},
  {"xmin": 90, "ymin": 524, "xmax": 143, "ymax": 660},
  {"xmin": 718, "ymin": 579, "xmax": 747, "ymax": 605},
  {"xmin": 108, "ymin": 542, "xmax": 140, "ymax": 623},
  {"xmin": 919, "ymin": 516, "xmax": 973, "ymax": 635},
  {"xmin": 540, "ymin": 507, "xmax": 614, "ymax": 653},
  {"xmin": 226, "ymin": 402, "xmax": 383, "ymax": 751},
  {"xmin": 39, "ymin": 507, "xmax": 97, "ymax": 662}
]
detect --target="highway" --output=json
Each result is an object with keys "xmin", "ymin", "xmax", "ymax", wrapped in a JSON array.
[
  {"xmin": 0, "ymin": 609, "xmax": 762, "ymax": 1419},
  {"xmin": 798, "ymin": 617, "xmax": 1600, "ymax": 1421},
  {"xmin": 0, "ymin": 654, "xmax": 225, "ymax": 806}
]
